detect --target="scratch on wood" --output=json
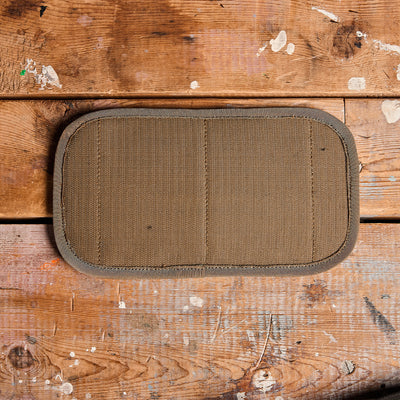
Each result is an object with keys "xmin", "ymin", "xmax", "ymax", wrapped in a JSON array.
[
  {"xmin": 221, "ymin": 318, "xmax": 248, "ymax": 335},
  {"xmin": 210, "ymin": 306, "xmax": 222, "ymax": 343},
  {"xmin": 52, "ymin": 321, "xmax": 57, "ymax": 337},
  {"xmin": 363, "ymin": 297, "xmax": 396, "ymax": 344},
  {"xmin": 254, "ymin": 313, "xmax": 273, "ymax": 370},
  {"xmin": 71, "ymin": 293, "xmax": 75, "ymax": 312}
]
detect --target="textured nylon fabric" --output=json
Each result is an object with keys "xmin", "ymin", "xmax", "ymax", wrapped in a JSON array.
[{"xmin": 62, "ymin": 116, "xmax": 348, "ymax": 269}]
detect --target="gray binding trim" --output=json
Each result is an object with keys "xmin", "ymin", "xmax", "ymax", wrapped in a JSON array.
[{"xmin": 53, "ymin": 107, "xmax": 359, "ymax": 279}]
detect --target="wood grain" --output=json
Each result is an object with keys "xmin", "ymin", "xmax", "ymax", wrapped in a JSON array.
[
  {"xmin": 0, "ymin": 98, "xmax": 344, "ymax": 218},
  {"xmin": 1, "ymin": 0, "xmax": 400, "ymax": 97},
  {"xmin": 0, "ymin": 223, "xmax": 399, "ymax": 399},
  {"xmin": 2, "ymin": 98, "xmax": 400, "ymax": 219},
  {"xmin": 346, "ymin": 99, "xmax": 400, "ymax": 218}
]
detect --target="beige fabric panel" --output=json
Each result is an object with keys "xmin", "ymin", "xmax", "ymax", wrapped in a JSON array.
[
  {"xmin": 206, "ymin": 118, "xmax": 313, "ymax": 265},
  {"xmin": 64, "ymin": 117, "xmax": 206, "ymax": 267},
  {"xmin": 62, "ymin": 122, "xmax": 99, "ymax": 264},
  {"xmin": 311, "ymin": 120, "xmax": 348, "ymax": 261},
  {"xmin": 56, "ymin": 108, "xmax": 358, "ymax": 278}
]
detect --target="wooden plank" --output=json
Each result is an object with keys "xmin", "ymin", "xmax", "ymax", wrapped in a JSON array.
[
  {"xmin": 0, "ymin": 98, "xmax": 344, "ymax": 218},
  {"xmin": 2, "ymin": 98, "xmax": 400, "ymax": 219},
  {"xmin": 1, "ymin": 0, "xmax": 400, "ymax": 97},
  {"xmin": 0, "ymin": 223, "xmax": 399, "ymax": 399},
  {"xmin": 346, "ymin": 99, "xmax": 400, "ymax": 218}
]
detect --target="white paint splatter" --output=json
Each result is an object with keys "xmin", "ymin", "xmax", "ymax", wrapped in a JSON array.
[
  {"xmin": 256, "ymin": 43, "xmax": 268, "ymax": 57},
  {"xmin": 74, "ymin": 359, "xmax": 80, "ymax": 365},
  {"xmin": 39, "ymin": 65, "xmax": 62, "ymax": 89},
  {"xmin": 270, "ymin": 31, "xmax": 287, "ymax": 52},
  {"xmin": 189, "ymin": 296, "xmax": 204, "ymax": 307},
  {"xmin": 356, "ymin": 31, "xmax": 368, "ymax": 41},
  {"xmin": 315, "ymin": 352, "xmax": 319, "ymax": 356},
  {"xmin": 236, "ymin": 392, "xmax": 247, "ymax": 400},
  {"xmin": 45, "ymin": 380, "xmax": 51, "ymax": 385},
  {"xmin": 373, "ymin": 39, "xmax": 400, "ymax": 55},
  {"xmin": 348, "ymin": 77, "xmax": 366, "ymax": 91},
  {"xmin": 286, "ymin": 43, "xmax": 295, "ymax": 55},
  {"xmin": 90, "ymin": 346, "xmax": 96, "ymax": 353},
  {"xmin": 24, "ymin": 59, "xmax": 62, "ymax": 90},
  {"xmin": 55, "ymin": 374, "xmax": 63, "ymax": 382},
  {"xmin": 19, "ymin": 380, "xmax": 23, "ymax": 384},
  {"xmin": 61, "ymin": 382, "xmax": 74, "ymax": 395},
  {"xmin": 85, "ymin": 394, "xmax": 92, "ymax": 399},
  {"xmin": 252, "ymin": 369, "xmax": 276, "ymax": 392},
  {"xmin": 381, "ymin": 100, "xmax": 400, "ymax": 123},
  {"xmin": 246, "ymin": 330, "xmax": 256, "ymax": 343},
  {"xmin": 190, "ymin": 80, "xmax": 200, "ymax": 90},
  {"xmin": 397, "ymin": 64, "xmax": 400, "ymax": 81},
  {"xmin": 275, "ymin": 397, "xmax": 284, "ymax": 400},
  {"xmin": 69, "ymin": 351, "xmax": 75, "ymax": 358},
  {"xmin": 119, "ymin": 301, "xmax": 126, "ymax": 309},
  {"xmin": 389, "ymin": 176, "xmax": 397, "ymax": 182},
  {"xmin": 96, "ymin": 37, "xmax": 104, "ymax": 49},
  {"xmin": 77, "ymin": 15, "xmax": 93, "ymax": 27},
  {"xmin": 183, "ymin": 305, "xmax": 189, "ymax": 311},
  {"xmin": 32, "ymin": 377, "xmax": 37, "ymax": 383},
  {"xmin": 322, "ymin": 330, "xmax": 338, "ymax": 343},
  {"xmin": 183, "ymin": 334, "xmax": 190, "ymax": 346},
  {"xmin": 311, "ymin": 6, "xmax": 340, "ymax": 22}
]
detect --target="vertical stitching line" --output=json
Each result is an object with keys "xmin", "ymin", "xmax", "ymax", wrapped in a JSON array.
[
  {"xmin": 96, "ymin": 118, "xmax": 101, "ymax": 264},
  {"xmin": 309, "ymin": 120, "xmax": 315, "ymax": 262},
  {"xmin": 203, "ymin": 118, "xmax": 209, "ymax": 264}
]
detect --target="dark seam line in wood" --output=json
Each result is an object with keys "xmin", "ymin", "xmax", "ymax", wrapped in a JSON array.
[{"xmin": 0, "ymin": 94, "xmax": 395, "ymax": 100}]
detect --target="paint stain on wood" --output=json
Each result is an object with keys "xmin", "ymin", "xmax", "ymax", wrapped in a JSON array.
[
  {"xmin": 39, "ymin": 5, "xmax": 47, "ymax": 17},
  {"xmin": 363, "ymin": 296, "xmax": 397, "ymax": 344},
  {"xmin": 300, "ymin": 280, "xmax": 341, "ymax": 307}
]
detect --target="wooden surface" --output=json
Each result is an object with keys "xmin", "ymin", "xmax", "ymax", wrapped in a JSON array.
[
  {"xmin": 346, "ymin": 99, "xmax": 400, "ymax": 218},
  {"xmin": 0, "ymin": 223, "xmax": 399, "ymax": 400},
  {"xmin": 1, "ymin": 0, "xmax": 400, "ymax": 398},
  {"xmin": 2, "ymin": 98, "xmax": 400, "ymax": 218},
  {"xmin": 1, "ymin": 0, "xmax": 400, "ymax": 97},
  {"xmin": 0, "ymin": 98, "xmax": 344, "ymax": 218}
]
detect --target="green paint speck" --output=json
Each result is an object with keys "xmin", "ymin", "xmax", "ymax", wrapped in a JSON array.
[{"xmin": 20, "ymin": 69, "xmax": 26, "ymax": 76}]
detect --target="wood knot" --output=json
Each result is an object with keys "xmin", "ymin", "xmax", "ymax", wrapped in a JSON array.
[
  {"xmin": 331, "ymin": 21, "xmax": 363, "ymax": 59},
  {"xmin": 8, "ymin": 346, "xmax": 36, "ymax": 369}
]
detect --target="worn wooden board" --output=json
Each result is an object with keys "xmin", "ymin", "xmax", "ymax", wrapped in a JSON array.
[
  {"xmin": 2, "ymin": 0, "xmax": 400, "ymax": 97},
  {"xmin": 346, "ymin": 99, "xmax": 400, "ymax": 218},
  {"xmin": 2, "ymin": 98, "xmax": 400, "ymax": 219},
  {"xmin": 0, "ymin": 223, "xmax": 399, "ymax": 399},
  {"xmin": 0, "ymin": 98, "xmax": 344, "ymax": 218}
]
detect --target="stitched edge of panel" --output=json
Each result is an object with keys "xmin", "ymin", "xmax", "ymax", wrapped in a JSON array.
[{"xmin": 53, "ymin": 107, "xmax": 359, "ymax": 279}]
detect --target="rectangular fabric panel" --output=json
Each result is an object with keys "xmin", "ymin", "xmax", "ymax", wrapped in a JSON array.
[{"xmin": 53, "ymin": 108, "xmax": 359, "ymax": 278}]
